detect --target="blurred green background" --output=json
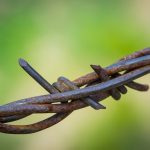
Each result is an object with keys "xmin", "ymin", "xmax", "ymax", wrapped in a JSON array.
[{"xmin": 0, "ymin": 0, "xmax": 150, "ymax": 150}]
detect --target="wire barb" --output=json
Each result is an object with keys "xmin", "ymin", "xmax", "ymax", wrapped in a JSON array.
[{"xmin": 0, "ymin": 48, "xmax": 150, "ymax": 134}]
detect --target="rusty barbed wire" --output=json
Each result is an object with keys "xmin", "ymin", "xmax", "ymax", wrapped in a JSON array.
[{"xmin": 0, "ymin": 48, "xmax": 150, "ymax": 134}]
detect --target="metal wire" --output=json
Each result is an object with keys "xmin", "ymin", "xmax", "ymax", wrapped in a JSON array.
[{"xmin": 0, "ymin": 48, "xmax": 150, "ymax": 134}]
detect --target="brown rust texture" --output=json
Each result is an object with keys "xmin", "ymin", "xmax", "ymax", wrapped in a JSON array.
[{"xmin": 0, "ymin": 48, "xmax": 149, "ymax": 134}]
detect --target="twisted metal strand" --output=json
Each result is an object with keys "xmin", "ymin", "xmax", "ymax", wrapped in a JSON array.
[
  {"xmin": 0, "ymin": 48, "xmax": 149, "ymax": 134},
  {"xmin": 91, "ymin": 65, "xmax": 122, "ymax": 100}
]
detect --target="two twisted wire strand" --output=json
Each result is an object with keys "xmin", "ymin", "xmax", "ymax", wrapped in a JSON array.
[{"xmin": 0, "ymin": 48, "xmax": 149, "ymax": 134}]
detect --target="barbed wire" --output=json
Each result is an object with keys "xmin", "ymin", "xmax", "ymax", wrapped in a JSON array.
[{"xmin": 0, "ymin": 48, "xmax": 150, "ymax": 134}]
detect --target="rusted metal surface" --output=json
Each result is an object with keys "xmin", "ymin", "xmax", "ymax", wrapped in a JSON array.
[
  {"xmin": 91, "ymin": 65, "xmax": 122, "ymax": 100},
  {"xmin": 0, "ymin": 48, "xmax": 149, "ymax": 134},
  {"xmin": 58, "ymin": 76, "xmax": 105, "ymax": 109},
  {"xmin": 74, "ymin": 54, "xmax": 150, "ymax": 87}
]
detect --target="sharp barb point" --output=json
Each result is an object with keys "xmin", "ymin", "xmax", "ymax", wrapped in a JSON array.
[{"xmin": 19, "ymin": 58, "xmax": 28, "ymax": 67}]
